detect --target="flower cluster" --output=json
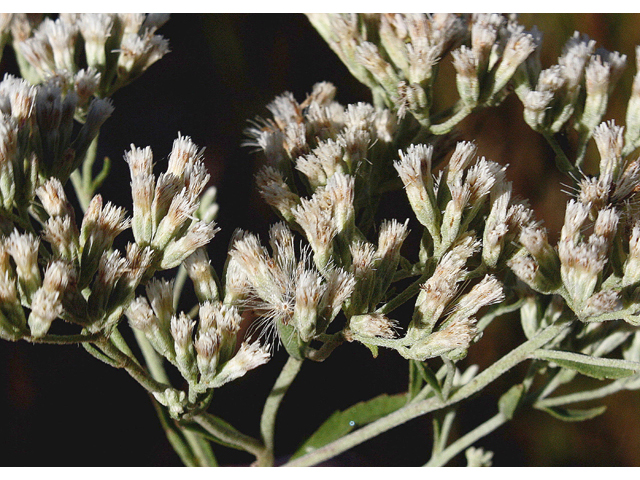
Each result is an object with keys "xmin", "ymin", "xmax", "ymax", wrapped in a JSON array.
[
  {"xmin": 9, "ymin": 13, "xmax": 169, "ymax": 112},
  {"xmin": 124, "ymin": 135, "xmax": 219, "ymax": 270},
  {"xmin": 228, "ymin": 223, "xmax": 355, "ymax": 358},
  {"xmin": 307, "ymin": 14, "xmax": 539, "ymax": 134},
  {"xmin": 248, "ymin": 82, "xmax": 401, "ymax": 264},
  {"xmin": 395, "ymin": 140, "xmax": 535, "ymax": 264},
  {"xmin": 126, "ymin": 278, "xmax": 269, "ymax": 408},
  {"xmin": 0, "ymin": 74, "xmax": 112, "ymax": 204},
  {"xmin": 511, "ymin": 120, "xmax": 640, "ymax": 326},
  {"xmin": 3, "ymin": 13, "xmax": 640, "ymax": 467},
  {"xmin": 0, "ymin": 135, "xmax": 218, "ymax": 343},
  {"xmin": 244, "ymin": 86, "xmax": 427, "ymax": 358},
  {"xmin": 515, "ymin": 31, "xmax": 626, "ymax": 146}
]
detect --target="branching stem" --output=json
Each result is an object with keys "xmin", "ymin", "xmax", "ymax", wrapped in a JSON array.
[
  {"xmin": 284, "ymin": 321, "xmax": 571, "ymax": 467},
  {"xmin": 193, "ymin": 413, "xmax": 268, "ymax": 466}
]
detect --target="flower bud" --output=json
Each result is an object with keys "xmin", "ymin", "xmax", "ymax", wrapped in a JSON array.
[
  {"xmin": 170, "ymin": 312, "xmax": 197, "ymax": 382},
  {"xmin": 153, "ymin": 388, "xmax": 187, "ymax": 418},
  {"xmin": 195, "ymin": 330, "xmax": 221, "ymax": 383},
  {"xmin": 349, "ymin": 313, "xmax": 398, "ymax": 339},
  {"xmin": 405, "ymin": 318, "xmax": 478, "ymax": 361},
  {"xmin": 7, "ymin": 231, "xmax": 41, "ymax": 301},
  {"xmin": 210, "ymin": 341, "xmax": 270, "ymax": 388},
  {"xmin": 78, "ymin": 14, "xmax": 113, "ymax": 71},
  {"xmin": 126, "ymin": 297, "xmax": 176, "ymax": 362},
  {"xmin": 184, "ymin": 248, "xmax": 220, "ymax": 303},
  {"xmin": 394, "ymin": 144, "xmax": 438, "ymax": 236},
  {"xmin": 452, "ymin": 46, "xmax": 479, "ymax": 106}
]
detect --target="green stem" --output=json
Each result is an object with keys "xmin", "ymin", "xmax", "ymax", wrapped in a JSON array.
[
  {"xmin": 70, "ymin": 135, "xmax": 100, "ymax": 212},
  {"xmin": 184, "ymin": 430, "xmax": 218, "ymax": 467},
  {"xmin": 574, "ymin": 131, "xmax": 590, "ymax": 170},
  {"xmin": 376, "ymin": 273, "xmax": 429, "ymax": 315},
  {"xmin": 260, "ymin": 356, "xmax": 304, "ymax": 464},
  {"xmin": 25, "ymin": 332, "xmax": 103, "ymax": 344},
  {"xmin": 283, "ymin": 321, "xmax": 571, "ymax": 467},
  {"xmin": 449, "ymin": 321, "xmax": 570, "ymax": 403},
  {"xmin": 82, "ymin": 342, "xmax": 121, "ymax": 368},
  {"xmin": 476, "ymin": 299, "xmax": 525, "ymax": 333},
  {"xmin": 193, "ymin": 413, "xmax": 268, "ymax": 466},
  {"xmin": 534, "ymin": 378, "xmax": 631, "ymax": 409},
  {"xmin": 173, "ymin": 264, "xmax": 189, "ymax": 310},
  {"xmin": 133, "ymin": 329, "xmax": 171, "ymax": 384},
  {"xmin": 82, "ymin": 137, "xmax": 98, "ymax": 193},
  {"xmin": 306, "ymin": 335, "xmax": 343, "ymax": 362},
  {"xmin": 152, "ymin": 400, "xmax": 197, "ymax": 467},
  {"xmin": 98, "ymin": 338, "xmax": 170, "ymax": 394},
  {"xmin": 542, "ymin": 132, "xmax": 579, "ymax": 177},
  {"xmin": 425, "ymin": 412, "xmax": 508, "ymax": 467},
  {"xmin": 442, "ymin": 358, "xmax": 456, "ymax": 400},
  {"xmin": 69, "ymin": 170, "xmax": 87, "ymax": 210},
  {"xmin": 429, "ymin": 104, "xmax": 473, "ymax": 136},
  {"xmin": 536, "ymin": 367, "xmax": 572, "ymax": 401},
  {"xmin": 431, "ymin": 408, "xmax": 457, "ymax": 457},
  {"xmin": 134, "ymin": 329, "xmax": 218, "ymax": 466},
  {"xmin": 110, "ymin": 327, "xmax": 137, "ymax": 361}
]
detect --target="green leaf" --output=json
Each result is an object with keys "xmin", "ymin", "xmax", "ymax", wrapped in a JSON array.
[
  {"xmin": 291, "ymin": 393, "xmax": 405, "ymax": 460},
  {"xmin": 498, "ymin": 384, "xmax": 525, "ymax": 420},
  {"xmin": 408, "ymin": 360, "xmax": 422, "ymax": 400},
  {"xmin": 416, "ymin": 361, "xmax": 443, "ymax": 401},
  {"xmin": 276, "ymin": 320, "xmax": 306, "ymax": 360},
  {"xmin": 539, "ymin": 405, "xmax": 607, "ymax": 422},
  {"xmin": 533, "ymin": 349, "xmax": 640, "ymax": 380}
]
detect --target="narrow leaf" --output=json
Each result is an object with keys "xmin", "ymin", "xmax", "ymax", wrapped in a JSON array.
[
  {"xmin": 416, "ymin": 361, "xmax": 443, "ymax": 401},
  {"xmin": 291, "ymin": 394, "xmax": 405, "ymax": 460},
  {"xmin": 534, "ymin": 349, "xmax": 640, "ymax": 380},
  {"xmin": 539, "ymin": 405, "xmax": 607, "ymax": 422},
  {"xmin": 498, "ymin": 384, "xmax": 525, "ymax": 420},
  {"xmin": 408, "ymin": 360, "xmax": 422, "ymax": 400}
]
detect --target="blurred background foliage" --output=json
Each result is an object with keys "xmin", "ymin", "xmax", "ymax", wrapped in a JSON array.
[{"xmin": 1, "ymin": 13, "xmax": 640, "ymax": 466}]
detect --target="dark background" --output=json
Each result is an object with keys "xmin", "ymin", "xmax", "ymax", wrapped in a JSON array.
[{"xmin": 1, "ymin": 13, "xmax": 640, "ymax": 466}]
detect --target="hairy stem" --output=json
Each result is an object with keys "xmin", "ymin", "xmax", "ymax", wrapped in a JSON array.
[
  {"xmin": 431, "ymin": 409, "xmax": 457, "ymax": 458},
  {"xmin": 193, "ymin": 413, "xmax": 268, "ymax": 466},
  {"xmin": 133, "ymin": 329, "xmax": 171, "ymax": 384},
  {"xmin": 134, "ymin": 329, "xmax": 219, "ymax": 466},
  {"xmin": 284, "ymin": 321, "xmax": 571, "ymax": 466},
  {"xmin": 97, "ymin": 338, "xmax": 170, "ymax": 394},
  {"xmin": 429, "ymin": 104, "xmax": 473, "ymax": 136},
  {"xmin": 425, "ymin": 412, "xmax": 508, "ymax": 466},
  {"xmin": 535, "ymin": 378, "xmax": 632, "ymax": 409},
  {"xmin": 377, "ymin": 273, "xmax": 429, "ymax": 315},
  {"xmin": 25, "ymin": 332, "xmax": 103, "ymax": 344},
  {"xmin": 184, "ymin": 429, "xmax": 218, "ymax": 467},
  {"xmin": 152, "ymin": 400, "xmax": 197, "ymax": 467},
  {"xmin": 260, "ymin": 356, "xmax": 304, "ymax": 464}
]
